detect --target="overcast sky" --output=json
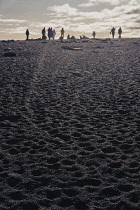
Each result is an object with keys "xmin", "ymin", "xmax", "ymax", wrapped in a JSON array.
[{"xmin": 0, "ymin": 0, "xmax": 140, "ymax": 40}]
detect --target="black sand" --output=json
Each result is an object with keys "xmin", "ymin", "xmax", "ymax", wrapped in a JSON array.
[{"xmin": 0, "ymin": 38, "xmax": 140, "ymax": 210}]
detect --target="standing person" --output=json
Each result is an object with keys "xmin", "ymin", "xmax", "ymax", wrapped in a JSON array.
[
  {"xmin": 118, "ymin": 27, "xmax": 122, "ymax": 38},
  {"xmin": 48, "ymin": 27, "xmax": 51, "ymax": 40},
  {"xmin": 42, "ymin": 27, "xmax": 46, "ymax": 39},
  {"xmin": 53, "ymin": 29, "xmax": 56, "ymax": 40},
  {"xmin": 26, "ymin": 29, "xmax": 29, "ymax": 40},
  {"xmin": 110, "ymin": 27, "xmax": 115, "ymax": 38},
  {"xmin": 50, "ymin": 28, "xmax": 53, "ymax": 39},
  {"xmin": 61, "ymin": 28, "xmax": 65, "ymax": 38},
  {"xmin": 92, "ymin": 31, "xmax": 96, "ymax": 38}
]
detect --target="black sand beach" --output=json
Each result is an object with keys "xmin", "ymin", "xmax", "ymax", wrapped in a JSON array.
[{"xmin": 0, "ymin": 38, "xmax": 140, "ymax": 210}]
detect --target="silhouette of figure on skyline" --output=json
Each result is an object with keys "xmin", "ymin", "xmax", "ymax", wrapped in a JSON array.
[
  {"xmin": 118, "ymin": 27, "xmax": 122, "ymax": 38},
  {"xmin": 42, "ymin": 27, "xmax": 46, "ymax": 40},
  {"xmin": 26, "ymin": 29, "xmax": 29, "ymax": 40},
  {"xmin": 48, "ymin": 27, "xmax": 51, "ymax": 40},
  {"xmin": 110, "ymin": 27, "xmax": 115, "ymax": 38},
  {"xmin": 92, "ymin": 31, "xmax": 96, "ymax": 38},
  {"xmin": 61, "ymin": 28, "xmax": 65, "ymax": 38},
  {"xmin": 52, "ymin": 29, "xmax": 56, "ymax": 40},
  {"xmin": 47, "ymin": 28, "xmax": 56, "ymax": 40},
  {"xmin": 67, "ymin": 34, "xmax": 70, "ymax": 39}
]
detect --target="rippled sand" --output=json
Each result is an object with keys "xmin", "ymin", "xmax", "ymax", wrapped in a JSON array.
[{"xmin": 0, "ymin": 38, "xmax": 140, "ymax": 210}]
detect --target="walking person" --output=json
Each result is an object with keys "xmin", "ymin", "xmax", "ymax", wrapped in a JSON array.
[
  {"xmin": 118, "ymin": 27, "xmax": 122, "ymax": 38},
  {"xmin": 92, "ymin": 31, "xmax": 96, "ymax": 38},
  {"xmin": 42, "ymin": 27, "xmax": 46, "ymax": 40},
  {"xmin": 61, "ymin": 28, "xmax": 65, "ymax": 38},
  {"xmin": 52, "ymin": 29, "xmax": 56, "ymax": 40},
  {"xmin": 48, "ymin": 27, "xmax": 51, "ymax": 40},
  {"xmin": 110, "ymin": 27, "xmax": 115, "ymax": 38},
  {"xmin": 26, "ymin": 29, "xmax": 29, "ymax": 40}
]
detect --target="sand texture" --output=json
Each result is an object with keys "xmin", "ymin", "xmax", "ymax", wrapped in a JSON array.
[{"xmin": 0, "ymin": 38, "xmax": 140, "ymax": 210}]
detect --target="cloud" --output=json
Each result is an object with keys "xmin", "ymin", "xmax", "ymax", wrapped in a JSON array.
[
  {"xmin": 135, "ymin": 19, "xmax": 140, "ymax": 23},
  {"xmin": 0, "ymin": 18, "xmax": 26, "ymax": 23},
  {"xmin": 0, "ymin": 26, "xmax": 27, "ymax": 34},
  {"xmin": 47, "ymin": 4, "xmax": 104, "ymax": 20},
  {"xmin": 101, "ymin": 4, "xmax": 140, "ymax": 16},
  {"xmin": 129, "ymin": 0, "xmax": 140, "ymax": 5},
  {"xmin": 78, "ymin": 2, "xmax": 95, "ymax": 8},
  {"xmin": 97, "ymin": 0, "xmax": 127, "ymax": 5},
  {"xmin": 126, "ymin": 8, "xmax": 140, "ymax": 14},
  {"xmin": 47, "ymin": 3, "xmax": 78, "ymax": 17},
  {"xmin": 0, "ymin": 26, "xmax": 39, "ymax": 36},
  {"xmin": 78, "ymin": 0, "xmax": 96, "ymax": 7},
  {"xmin": 79, "ymin": 0, "xmax": 128, "ymax": 7},
  {"xmin": 129, "ymin": 26, "xmax": 140, "ymax": 29}
]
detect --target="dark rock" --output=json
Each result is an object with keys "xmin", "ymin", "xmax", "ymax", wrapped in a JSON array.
[
  {"xmin": 4, "ymin": 52, "xmax": 16, "ymax": 57},
  {"xmin": 62, "ymin": 46, "xmax": 83, "ymax": 50},
  {"xmin": 4, "ymin": 48, "xmax": 11, "ymax": 51}
]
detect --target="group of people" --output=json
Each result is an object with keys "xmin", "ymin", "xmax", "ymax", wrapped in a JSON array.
[
  {"xmin": 110, "ymin": 27, "xmax": 122, "ymax": 38},
  {"xmin": 41, "ymin": 27, "xmax": 56, "ymax": 40},
  {"xmin": 92, "ymin": 27, "xmax": 122, "ymax": 39},
  {"xmin": 25, "ymin": 27, "xmax": 64, "ymax": 40},
  {"xmin": 26, "ymin": 27, "xmax": 123, "ymax": 40}
]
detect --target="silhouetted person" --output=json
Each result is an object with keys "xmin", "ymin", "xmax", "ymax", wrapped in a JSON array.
[
  {"xmin": 71, "ymin": 35, "xmax": 76, "ymax": 39},
  {"xmin": 42, "ymin": 27, "xmax": 46, "ymax": 39},
  {"xmin": 26, "ymin": 29, "xmax": 29, "ymax": 40},
  {"xmin": 83, "ymin": 35, "xmax": 89, "ymax": 39},
  {"xmin": 59, "ymin": 36, "xmax": 63, "ymax": 42},
  {"xmin": 50, "ymin": 27, "xmax": 53, "ymax": 39},
  {"xmin": 48, "ymin": 28, "xmax": 55, "ymax": 40},
  {"xmin": 67, "ymin": 34, "xmax": 70, "ymax": 39},
  {"xmin": 52, "ymin": 29, "xmax": 56, "ymax": 40},
  {"xmin": 118, "ymin": 27, "xmax": 122, "ymax": 38},
  {"xmin": 61, "ymin": 28, "xmax": 64, "ymax": 38},
  {"xmin": 110, "ymin": 27, "xmax": 115, "ymax": 38},
  {"xmin": 92, "ymin": 31, "xmax": 96, "ymax": 38},
  {"xmin": 48, "ymin": 27, "xmax": 51, "ymax": 40}
]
